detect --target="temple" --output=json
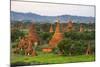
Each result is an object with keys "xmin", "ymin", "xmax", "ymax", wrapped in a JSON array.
[
  {"xmin": 49, "ymin": 17, "xmax": 64, "ymax": 48},
  {"xmin": 28, "ymin": 23, "xmax": 39, "ymax": 43},
  {"xmin": 49, "ymin": 24, "xmax": 53, "ymax": 33},
  {"xmin": 15, "ymin": 23, "xmax": 39, "ymax": 56},
  {"xmin": 79, "ymin": 23, "xmax": 84, "ymax": 32},
  {"xmin": 66, "ymin": 19, "xmax": 73, "ymax": 32}
]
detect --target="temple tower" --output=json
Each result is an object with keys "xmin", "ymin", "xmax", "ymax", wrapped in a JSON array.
[
  {"xmin": 28, "ymin": 23, "xmax": 39, "ymax": 44},
  {"xmin": 79, "ymin": 23, "xmax": 84, "ymax": 32},
  {"xmin": 49, "ymin": 17, "xmax": 64, "ymax": 48},
  {"xmin": 49, "ymin": 24, "xmax": 53, "ymax": 33},
  {"xmin": 16, "ymin": 23, "xmax": 39, "ymax": 56},
  {"xmin": 66, "ymin": 18, "xmax": 73, "ymax": 32}
]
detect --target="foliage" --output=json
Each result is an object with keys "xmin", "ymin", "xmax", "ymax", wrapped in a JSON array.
[
  {"xmin": 11, "ymin": 29, "xmax": 25, "ymax": 42},
  {"xmin": 57, "ymin": 38, "xmax": 87, "ymax": 56},
  {"xmin": 38, "ymin": 32, "xmax": 54, "ymax": 44},
  {"xmin": 64, "ymin": 31, "xmax": 95, "ymax": 40}
]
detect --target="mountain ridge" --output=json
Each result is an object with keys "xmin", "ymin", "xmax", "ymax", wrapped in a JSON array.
[{"xmin": 11, "ymin": 11, "xmax": 95, "ymax": 23}]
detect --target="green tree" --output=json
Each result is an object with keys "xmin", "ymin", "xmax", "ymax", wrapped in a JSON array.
[
  {"xmin": 11, "ymin": 28, "xmax": 25, "ymax": 42},
  {"xmin": 57, "ymin": 39, "xmax": 86, "ymax": 56}
]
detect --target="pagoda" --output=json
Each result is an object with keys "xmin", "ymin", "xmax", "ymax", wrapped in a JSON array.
[
  {"xmin": 16, "ymin": 23, "xmax": 39, "ymax": 56},
  {"xmin": 66, "ymin": 19, "xmax": 73, "ymax": 32},
  {"xmin": 79, "ymin": 23, "xmax": 84, "ymax": 32},
  {"xmin": 49, "ymin": 24, "xmax": 53, "ymax": 33},
  {"xmin": 49, "ymin": 17, "xmax": 64, "ymax": 48},
  {"xmin": 28, "ymin": 23, "xmax": 39, "ymax": 44}
]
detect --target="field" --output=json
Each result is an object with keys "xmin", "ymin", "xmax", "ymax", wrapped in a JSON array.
[{"xmin": 11, "ymin": 52, "xmax": 95, "ymax": 66}]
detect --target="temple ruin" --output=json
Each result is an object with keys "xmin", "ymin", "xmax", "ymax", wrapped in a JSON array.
[
  {"xmin": 66, "ymin": 19, "xmax": 73, "ymax": 32},
  {"xmin": 79, "ymin": 23, "xmax": 84, "ymax": 32},
  {"xmin": 49, "ymin": 24, "xmax": 54, "ymax": 33},
  {"xmin": 15, "ymin": 23, "xmax": 39, "ymax": 56},
  {"xmin": 49, "ymin": 17, "xmax": 64, "ymax": 48}
]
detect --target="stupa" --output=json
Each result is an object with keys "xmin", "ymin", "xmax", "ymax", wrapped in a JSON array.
[
  {"xmin": 49, "ymin": 17, "xmax": 64, "ymax": 48},
  {"xmin": 66, "ymin": 18, "xmax": 73, "ymax": 32},
  {"xmin": 49, "ymin": 24, "xmax": 53, "ymax": 33},
  {"xmin": 79, "ymin": 23, "xmax": 84, "ymax": 32},
  {"xmin": 16, "ymin": 23, "xmax": 39, "ymax": 56},
  {"xmin": 28, "ymin": 23, "xmax": 39, "ymax": 44}
]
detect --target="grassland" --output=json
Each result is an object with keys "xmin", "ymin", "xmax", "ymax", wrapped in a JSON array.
[{"xmin": 11, "ymin": 52, "xmax": 95, "ymax": 66}]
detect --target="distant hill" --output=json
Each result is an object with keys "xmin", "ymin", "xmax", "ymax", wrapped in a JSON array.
[{"xmin": 11, "ymin": 11, "xmax": 95, "ymax": 23}]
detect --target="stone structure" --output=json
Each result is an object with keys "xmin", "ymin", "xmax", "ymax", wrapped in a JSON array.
[
  {"xmin": 49, "ymin": 17, "xmax": 64, "ymax": 48},
  {"xmin": 79, "ymin": 23, "xmax": 84, "ymax": 32},
  {"xmin": 66, "ymin": 19, "xmax": 73, "ymax": 32},
  {"xmin": 49, "ymin": 24, "xmax": 53, "ymax": 33},
  {"xmin": 15, "ymin": 23, "xmax": 39, "ymax": 56},
  {"xmin": 42, "ymin": 47, "xmax": 52, "ymax": 53},
  {"xmin": 86, "ymin": 41, "xmax": 91, "ymax": 55},
  {"xmin": 28, "ymin": 23, "xmax": 39, "ymax": 43}
]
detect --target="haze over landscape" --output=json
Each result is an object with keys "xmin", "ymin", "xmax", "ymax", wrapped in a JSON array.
[
  {"xmin": 11, "ymin": 1, "xmax": 95, "ymax": 17},
  {"xmin": 11, "ymin": 1, "xmax": 95, "ymax": 23}
]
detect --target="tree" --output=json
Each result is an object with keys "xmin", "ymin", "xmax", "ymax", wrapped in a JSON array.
[
  {"xmin": 11, "ymin": 28, "xmax": 25, "ymax": 42},
  {"xmin": 57, "ymin": 38, "xmax": 86, "ymax": 56}
]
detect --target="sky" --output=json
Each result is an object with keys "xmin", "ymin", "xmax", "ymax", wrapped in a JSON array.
[{"xmin": 11, "ymin": 1, "xmax": 95, "ymax": 17}]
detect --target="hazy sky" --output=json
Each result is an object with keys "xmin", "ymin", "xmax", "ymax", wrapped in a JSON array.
[{"xmin": 11, "ymin": 1, "xmax": 95, "ymax": 17}]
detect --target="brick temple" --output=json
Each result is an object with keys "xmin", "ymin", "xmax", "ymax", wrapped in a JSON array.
[
  {"xmin": 79, "ymin": 23, "xmax": 84, "ymax": 32},
  {"xmin": 49, "ymin": 17, "xmax": 64, "ymax": 48},
  {"xmin": 28, "ymin": 23, "xmax": 39, "ymax": 43},
  {"xmin": 16, "ymin": 23, "xmax": 39, "ymax": 56},
  {"xmin": 66, "ymin": 19, "xmax": 73, "ymax": 32},
  {"xmin": 49, "ymin": 24, "xmax": 54, "ymax": 33}
]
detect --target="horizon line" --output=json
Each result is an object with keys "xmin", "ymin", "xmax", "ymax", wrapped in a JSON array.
[{"xmin": 11, "ymin": 10, "xmax": 95, "ymax": 17}]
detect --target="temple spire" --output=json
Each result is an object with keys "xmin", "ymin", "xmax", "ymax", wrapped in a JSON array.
[
  {"xmin": 49, "ymin": 17, "xmax": 64, "ymax": 48},
  {"xmin": 49, "ymin": 24, "xmax": 53, "ymax": 33},
  {"xmin": 66, "ymin": 17, "xmax": 73, "ymax": 32},
  {"xmin": 55, "ymin": 17, "xmax": 60, "ymax": 33},
  {"xmin": 79, "ymin": 23, "xmax": 84, "ymax": 32},
  {"xmin": 28, "ymin": 23, "xmax": 39, "ymax": 43}
]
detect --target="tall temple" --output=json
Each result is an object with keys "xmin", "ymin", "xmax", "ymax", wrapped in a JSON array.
[
  {"xmin": 66, "ymin": 19, "xmax": 73, "ymax": 32},
  {"xmin": 79, "ymin": 23, "xmax": 84, "ymax": 32},
  {"xmin": 16, "ymin": 23, "xmax": 39, "ymax": 56},
  {"xmin": 28, "ymin": 23, "xmax": 39, "ymax": 44},
  {"xmin": 49, "ymin": 17, "xmax": 64, "ymax": 48},
  {"xmin": 49, "ymin": 24, "xmax": 53, "ymax": 33}
]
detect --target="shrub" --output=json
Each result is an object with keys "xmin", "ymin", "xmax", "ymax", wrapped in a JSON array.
[
  {"xmin": 64, "ymin": 31, "xmax": 95, "ymax": 40},
  {"xmin": 11, "ymin": 29, "xmax": 25, "ymax": 42},
  {"xmin": 57, "ymin": 38, "xmax": 86, "ymax": 56}
]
